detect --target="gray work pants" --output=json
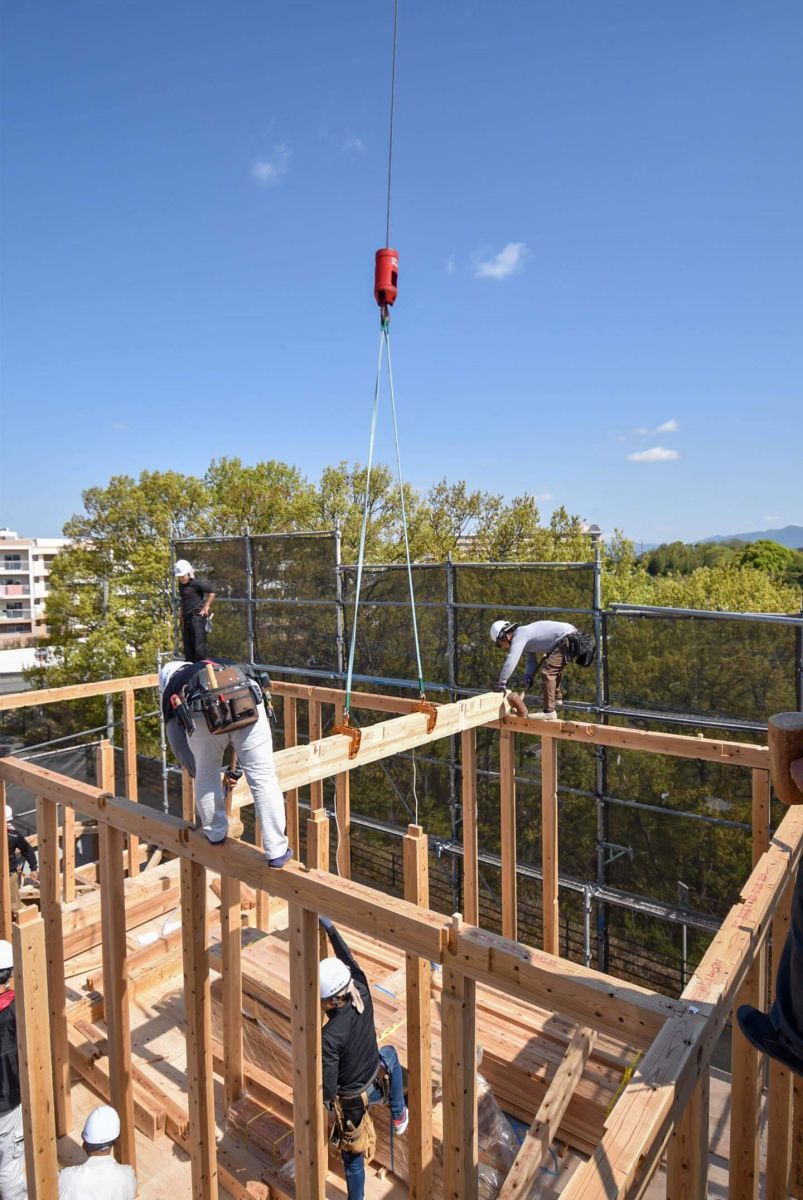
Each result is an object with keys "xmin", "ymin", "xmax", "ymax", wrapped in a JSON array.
[
  {"xmin": 167, "ymin": 703, "xmax": 289, "ymax": 860},
  {"xmin": 0, "ymin": 1105, "xmax": 27, "ymax": 1200}
]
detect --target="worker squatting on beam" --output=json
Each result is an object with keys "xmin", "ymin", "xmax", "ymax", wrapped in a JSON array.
[
  {"xmin": 160, "ymin": 659, "xmax": 292, "ymax": 867},
  {"xmin": 173, "ymin": 559, "xmax": 216, "ymax": 663},
  {"xmin": 0, "ymin": 939, "xmax": 26, "ymax": 1200},
  {"xmin": 490, "ymin": 619, "xmax": 597, "ymax": 720},
  {"xmin": 5, "ymin": 805, "xmax": 37, "ymax": 913},
  {"xmin": 737, "ymin": 711, "xmax": 803, "ymax": 1074},
  {"xmin": 319, "ymin": 917, "xmax": 408, "ymax": 1200},
  {"xmin": 58, "ymin": 1105, "xmax": 137, "ymax": 1199}
]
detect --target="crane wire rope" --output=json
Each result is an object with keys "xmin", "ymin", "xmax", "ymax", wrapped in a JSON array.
[{"xmin": 385, "ymin": 0, "xmax": 400, "ymax": 246}]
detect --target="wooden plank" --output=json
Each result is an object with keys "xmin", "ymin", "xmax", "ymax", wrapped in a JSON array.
[
  {"xmin": 498, "ymin": 1024, "xmax": 597, "ymax": 1200},
  {"xmin": 99, "ymin": 818, "xmax": 137, "ymax": 1168},
  {"xmin": 666, "ymin": 1073, "xmax": 710, "ymax": 1200},
  {"xmin": 0, "ymin": 781, "xmax": 11, "ymax": 940},
  {"xmin": 0, "ymin": 671, "xmax": 158, "ymax": 711},
  {"xmin": 288, "ymin": 901, "xmax": 326, "ymax": 1200},
  {"xmin": 541, "ymin": 734, "xmax": 559, "ymax": 956},
  {"xmin": 500, "ymin": 729, "xmax": 517, "ymax": 941},
  {"xmin": 729, "ymin": 946, "xmax": 767, "ymax": 1200},
  {"xmin": 441, "ymin": 957, "xmax": 478, "ymax": 1200},
  {"xmin": 461, "ymin": 729, "xmax": 478, "ymax": 925},
  {"xmin": 309, "ymin": 699, "xmax": 324, "ymax": 811},
  {"xmin": 12, "ymin": 908, "xmax": 59, "ymax": 1198},
  {"xmin": 36, "ymin": 794, "xmax": 72, "ymax": 1136},
  {"xmin": 122, "ymin": 688, "xmax": 140, "ymax": 876},
  {"xmin": 334, "ymin": 697, "xmax": 351, "ymax": 877},
  {"xmin": 403, "ymin": 824, "xmax": 434, "ymax": 1199},
  {"xmin": 766, "ymin": 875, "xmax": 795, "ymax": 1200},
  {"xmin": 751, "ymin": 768, "xmax": 771, "ymax": 868},
  {"xmin": 283, "ymin": 695, "xmax": 300, "ymax": 857},
  {"xmin": 181, "ymin": 855, "xmax": 218, "ymax": 1199},
  {"xmin": 221, "ymin": 872, "xmax": 245, "ymax": 1108}
]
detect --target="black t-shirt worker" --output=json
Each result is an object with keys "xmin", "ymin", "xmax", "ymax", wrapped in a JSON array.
[{"xmin": 174, "ymin": 559, "xmax": 215, "ymax": 662}]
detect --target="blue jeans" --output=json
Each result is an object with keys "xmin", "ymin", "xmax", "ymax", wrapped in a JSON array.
[{"xmin": 340, "ymin": 1046, "xmax": 405, "ymax": 1199}]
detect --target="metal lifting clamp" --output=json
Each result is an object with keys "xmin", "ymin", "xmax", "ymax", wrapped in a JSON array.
[
  {"xmin": 414, "ymin": 696, "xmax": 438, "ymax": 734},
  {"xmin": 332, "ymin": 710, "xmax": 362, "ymax": 759}
]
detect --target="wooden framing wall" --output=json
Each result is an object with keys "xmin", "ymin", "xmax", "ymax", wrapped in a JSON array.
[{"xmin": 0, "ymin": 672, "xmax": 796, "ymax": 1200}]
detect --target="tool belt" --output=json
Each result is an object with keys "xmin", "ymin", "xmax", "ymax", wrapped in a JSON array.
[
  {"xmin": 330, "ymin": 1060, "xmax": 389, "ymax": 1160},
  {"xmin": 186, "ymin": 664, "xmax": 260, "ymax": 735}
]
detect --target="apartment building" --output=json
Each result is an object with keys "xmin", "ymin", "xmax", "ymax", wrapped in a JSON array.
[{"xmin": 0, "ymin": 529, "xmax": 68, "ymax": 656}]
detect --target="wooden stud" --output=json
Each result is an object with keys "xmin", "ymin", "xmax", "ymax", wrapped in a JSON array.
[
  {"xmin": 334, "ymin": 697, "xmax": 351, "ymax": 877},
  {"xmin": 122, "ymin": 688, "xmax": 140, "ymax": 876},
  {"xmin": 403, "ymin": 824, "xmax": 434, "ymax": 1199},
  {"xmin": 461, "ymin": 729, "xmax": 479, "ymax": 925},
  {"xmin": 307, "ymin": 807, "xmax": 330, "ymax": 873},
  {"xmin": 99, "ymin": 819, "xmax": 137, "ymax": 1169},
  {"xmin": 221, "ymin": 872, "xmax": 245, "ymax": 1109},
  {"xmin": 12, "ymin": 908, "xmax": 59, "ymax": 1198},
  {"xmin": 541, "ymin": 735, "xmax": 559, "ymax": 956},
  {"xmin": 288, "ymin": 902, "xmax": 326, "ymax": 1200},
  {"xmin": 441, "ymin": 958, "xmax": 478, "ymax": 1200},
  {"xmin": 36, "ymin": 794, "xmax": 72, "ymax": 1136},
  {"xmin": 309, "ymin": 699, "xmax": 324, "ymax": 811},
  {"xmin": 62, "ymin": 798, "xmax": 75, "ymax": 904},
  {"xmin": 752, "ymin": 767, "xmax": 771, "ymax": 868},
  {"xmin": 729, "ymin": 942, "xmax": 768, "ymax": 1200},
  {"xmin": 791, "ymin": 1074, "xmax": 803, "ymax": 1200},
  {"xmin": 767, "ymin": 875, "xmax": 795, "ymax": 1200},
  {"xmin": 500, "ymin": 729, "xmax": 517, "ymax": 941},
  {"xmin": 181, "ymin": 854, "xmax": 218, "ymax": 1199},
  {"xmin": 666, "ymin": 1072, "xmax": 710, "ymax": 1200},
  {"xmin": 0, "ymin": 781, "xmax": 11, "ymax": 940},
  {"xmin": 182, "ymin": 768, "xmax": 195, "ymax": 823},
  {"xmin": 284, "ymin": 696, "xmax": 300, "ymax": 857},
  {"xmin": 97, "ymin": 736, "xmax": 115, "ymax": 792}
]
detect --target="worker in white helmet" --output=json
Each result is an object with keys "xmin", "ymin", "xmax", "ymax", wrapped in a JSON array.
[
  {"xmin": 173, "ymin": 559, "xmax": 216, "ymax": 662},
  {"xmin": 319, "ymin": 917, "xmax": 408, "ymax": 1199},
  {"xmin": 0, "ymin": 939, "xmax": 26, "ymax": 1200},
  {"xmin": 58, "ymin": 1105, "xmax": 136, "ymax": 1198},
  {"xmin": 4, "ymin": 804, "xmax": 38, "ymax": 913},
  {"xmin": 490, "ymin": 618, "xmax": 595, "ymax": 719}
]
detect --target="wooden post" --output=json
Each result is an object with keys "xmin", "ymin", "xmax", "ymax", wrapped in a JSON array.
[
  {"xmin": 729, "ymin": 943, "xmax": 767, "ymax": 1200},
  {"xmin": 309, "ymin": 700, "xmax": 324, "ymax": 811},
  {"xmin": 768, "ymin": 712, "xmax": 803, "ymax": 807},
  {"xmin": 307, "ymin": 807, "xmax": 330, "ymax": 874},
  {"xmin": 12, "ymin": 908, "xmax": 59, "ymax": 1198},
  {"xmin": 97, "ymin": 737, "xmax": 116, "ymax": 792},
  {"xmin": 403, "ymin": 824, "xmax": 433, "ymax": 1198},
  {"xmin": 99, "ymin": 818, "xmax": 137, "ymax": 1168},
  {"xmin": 751, "ymin": 768, "xmax": 771, "ymax": 868},
  {"xmin": 500, "ymin": 729, "xmax": 517, "ymax": 941},
  {"xmin": 0, "ymin": 782, "xmax": 11, "ymax": 940},
  {"xmin": 767, "ymin": 875, "xmax": 795, "ymax": 1200},
  {"xmin": 36, "ymin": 794, "xmax": 72, "ymax": 1136},
  {"xmin": 221, "ymin": 872, "xmax": 244, "ymax": 1109},
  {"xmin": 541, "ymin": 735, "xmax": 559, "ymax": 956},
  {"xmin": 334, "ymin": 697, "xmax": 351, "ymax": 878},
  {"xmin": 288, "ymin": 902, "xmax": 326, "ymax": 1200},
  {"xmin": 284, "ymin": 696, "xmax": 300, "ymax": 856},
  {"xmin": 122, "ymin": 688, "xmax": 140, "ymax": 876},
  {"xmin": 792, "ymin": 1075, "xmax": 803, "ymax": 1200},
  {"xmin": 182, "ymin": 768, "xmax": 195, "ymax": 824},
  {"xmin": 666, "ymin": 1072, "xmax": 710, "ymax": 1200},
  {"xmin": 181, "ymin": 853, "xmax": 218, "ymax": 1199},
  {"xmin": 461, "ymin": 729, "xmax": 478, "ymax": 925},
  {"xmin": 62, "ymin": 800, "xmax": 75, "ymax": 904},
  {"xmin": 442, "ymin": 957, "xmax": 478, "ymax": 1200}
]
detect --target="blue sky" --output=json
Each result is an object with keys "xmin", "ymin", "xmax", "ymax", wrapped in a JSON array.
[{"xmin": 1, "ymin": 0, "xmax": 801, "ymax": 545}]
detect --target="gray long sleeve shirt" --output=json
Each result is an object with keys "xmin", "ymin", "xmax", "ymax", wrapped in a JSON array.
[{"xmin": 495, "ymin": 620, "xmax": 577, "ymax": 688}]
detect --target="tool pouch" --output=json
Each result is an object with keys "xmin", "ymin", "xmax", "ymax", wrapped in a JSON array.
[
  {"xmin": 188, "ymin": 665, "xmax": 260, "ymax": 734},
  {"xmin": 331, "ymin": 1095, "xmax": 376, "ymax": 1162}
]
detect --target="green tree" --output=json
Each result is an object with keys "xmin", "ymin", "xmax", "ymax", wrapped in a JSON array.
[{"xmin": 202, "ymin": 457, "xmax": 318, "ymax": 535}]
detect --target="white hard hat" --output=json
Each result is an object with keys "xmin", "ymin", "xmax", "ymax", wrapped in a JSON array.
[
  {"xmin": 490, "ymin": 620, "xmax": 513, "ymax": 645},
  {"xmin": 159, "ymin": 660, "xmax": 190, "ymax": 692},
  {"xmin": 319, "ymin": 957, "xmax": 351, "ymax": 1000},
  {"xmin": 82, "ymin": 1105, "xmax": 121, "ymax": 1145},
  {"xmin": 0, "ymin": 941, "xmax": 13, "ymax": 971},
  {"xmin": 173, "ymin": 559, "xmax": 193, "ymax": 578},
  {"xmin": 4, "ymin": 805, "xmax": 11, "ymax": 823}
]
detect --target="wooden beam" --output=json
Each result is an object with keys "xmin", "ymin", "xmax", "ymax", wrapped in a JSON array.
[
  {"xmin": 541, "ymin": 734, "xmax": 559, "ymax": 956},
  {"xmin": 99, "ymin": 818, "xmax": 137, "ymax": 1168},
  {"xmin": 461, "ymin": 729, "xmax": 478, "ymax": 925},
  {"xmin": 666, "ymin": 1072, "xmax": 710, "ymax": 1200},
  {"xmin": 498, "ymin": 1024, "xmax": 597, "ymax": 1200},
  {"xmin": 403, "ymin": 824, "xmax": 434, "ymax": 1199},
  {"xmin": 273, "ymin": 679, "xmax": 421, "ymax": 715},
  {"xmin": 181, "ymin": 855, "xmax": 218, "ymax": 1199},
  {"xmin": 729, "ymin": 945, "xmax": 767, "ymax": 1200},
  {"xmin": 500, "ymin": 729, "xmax": 517, "ymax": 941},
  {"xmin": 441, "ymin": 951, "xmax": 478, "ymax": 1200},
  {"xmin": 12, "ymin": 908, "xmax": 59, "ymax": 1198},
  {"xmin": 334, "ymin": 697, "xmax": 351, "ymax": 877},
  {"xmin": 309, "ymin": 699, "xmax": 324, "ymax": 811},
  {"xmin": 288, "ymin": 902, "xmax": 326, "ymax": 1200},
  {"xmin": 36, "ymin": 794, "xmax": 72, "ymax": 1136},
  {"xmin": 0, "ymin": 781, "xmax": 11, "ymax": 940},
  {"xmin": 122, "ymin": 688, "xmax": 140, "ymax": 876},
  {"xmin": 283, "ymin": 695, "xmax": 300, "ymax": 857},
  {"xmin": 0, "ymin": 672, "xmax": 158, "ymax": 711},
  {"xmin": 767, "ymin": 874, "xmax": 795, "ymax": 1200},
  {"xmin": 67, "ymin": 1022, "xmax": 165, "ymax": 1140},
  {"xmin": 752, "ymin": 768, "xmax": 771, "ymax": 868},
  {"xmin": 221, "ymin": 872, "xmax": 245, "ymax": 1109}
]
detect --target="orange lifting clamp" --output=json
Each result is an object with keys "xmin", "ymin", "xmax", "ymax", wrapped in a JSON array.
[
  {"xmin": 332, "ymin": 710, "xmax": 362, "ymax": 759},
  {"xmin": 414, "ymin": 696, "xmax": 438, "ymax": 734}
]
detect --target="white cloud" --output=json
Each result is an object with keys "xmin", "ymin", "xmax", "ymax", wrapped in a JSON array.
[
  {"xmin": 656, "ymin": 418, "xmax": 679, "ymax": 433},
  {"xmin": 342, "ymin": 135, "xmax": 365, "ymax": 154},
  {"xmin": 474, "ymin": 242, "xmax": 528, "ymax": 280},
  {"xmin": 445, "ymin": 254, "xmax": 456, "ymax": 274},
  {"xmin": 633, "ymin": 426, "xmax": 649, "ymax": 435},
  {"xmin": 626, "ymin": 446, "xmax": 680, "ymax": 463},
  {"xmin": 251, "ymin": 144, "xmax": 290, "ymax": 186},
  {"xmin": 763, "ymin": 514, "xmax": 780, "ymax": 522},
  {"xmin": 534, "ymin": 492, "xmax": 553, "ymax": 502}
]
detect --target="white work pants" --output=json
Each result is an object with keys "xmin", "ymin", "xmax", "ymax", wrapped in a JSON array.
[
  {"xmin": 0, "ymin": 1105, "xmax": 27, "ymax": 1200},
  {"xmin": 168, "ymin": 703, "xmax": 289, "ymax": 860}
]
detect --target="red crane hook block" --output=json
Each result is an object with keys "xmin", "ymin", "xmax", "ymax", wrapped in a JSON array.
[{"xmin": 374, "ymin": 247, "xmax": 399, "ymax": 309}]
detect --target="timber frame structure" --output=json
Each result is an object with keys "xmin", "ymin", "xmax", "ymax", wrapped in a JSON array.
[{"xmin": 0, "ymin": 672, "xmax": 800, "ymax": 1199}]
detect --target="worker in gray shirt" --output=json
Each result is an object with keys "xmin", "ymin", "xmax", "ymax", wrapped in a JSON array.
[{"xmin": 490, "ymin": 619, "xmax": 579, "ymax": 720}]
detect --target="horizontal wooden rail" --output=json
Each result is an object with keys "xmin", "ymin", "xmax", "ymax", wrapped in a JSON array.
[{"xmin": 0, "ymin": 673, "xmax": 159, "ymax": 711}]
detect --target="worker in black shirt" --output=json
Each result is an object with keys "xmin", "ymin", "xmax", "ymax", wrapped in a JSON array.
[
  {"xmin": 5, "ymin": 805, "xmax": 37, "ymax": 914},
  {"xmin": 0, "ymin": 939, "xmax": 27, "ymax": 1199},
  {"xmin": 173, "ymin": 559, "xmax": 215, "ymax": 662},
  {"xmin": 319, "ymin": 917, "xmax": 407, "ymax": 1199}
]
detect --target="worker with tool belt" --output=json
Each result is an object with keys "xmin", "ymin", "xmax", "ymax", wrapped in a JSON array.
[
  {"xmin": 5, "ymin": 806, "xmax": 37, "ymax": 913},
  {"xmin": 490, "ymin": 618, "xmax": 596, "ymax": 720},
  {"xmin": 0, "ymin": 939, "xmax": 26, "ymax": 1200},
  {"xmin": 173, "ymin": 559, "xmax": 215, "ymax": 662},
  {"xmin": 319, "ymin": 917, "xmax": 408, "ymax": 1199},
  {"xmin": 58, "ymin": 1105, "xmax": 136, "ymax": 1199},
  {"xmin": 159, "ymin": 658, "xmax": 292, "ymax": 867}
]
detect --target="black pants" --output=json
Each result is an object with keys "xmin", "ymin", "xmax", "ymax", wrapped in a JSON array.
[
  {"xmin": 771, "ymin": 860, "xmax": 803, "ymax": 1058},
  {"xmin": 182, "ymin": 613, "xmax": 207, "ymax": 662}
]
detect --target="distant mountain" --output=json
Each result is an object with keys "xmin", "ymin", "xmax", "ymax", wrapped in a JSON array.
[{"xmin": 701, "ymin": 525, "xmax": 803, "ymax": 550}]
